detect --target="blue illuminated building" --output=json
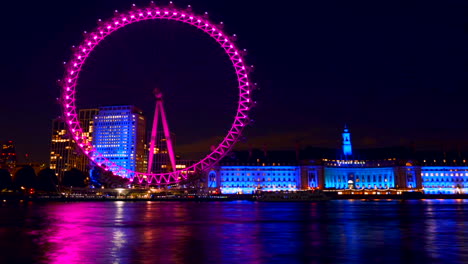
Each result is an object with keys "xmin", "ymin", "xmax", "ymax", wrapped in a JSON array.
[
  {"xmin": 325, "ymin": 167, "xmax": 395, "ymax": 189},
  {"xmin": 209, "ymin": 165, "xmax": 300, "ymax": 194},
  {"xmin": 92, "ymin": 105, "xmax": 146, "ymax": 178},
  {"xmin": 207, "ymin": 127, "xmax": 468, "ymax": 195},
  {"xmin": 342, "ymin": 125, "xmax": 352, "ymax": 157},
  {"xmin": 321, "ymin": 159, "xmax": 420, "ymax": 190},
  {"xmin": 420, "ymin": 167, "xmax": 468, "ymax": 194}
]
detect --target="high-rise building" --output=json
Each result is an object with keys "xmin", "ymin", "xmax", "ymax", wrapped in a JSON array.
[
  {"xmin": 77, "ymin": 109, "xmax": 99, "ymax": 171},
  {"xmin": 149, "ymin": 131, "xmax": 176, "ymax": 173},
  {"xmin": 49, "ymin": 109, "xmax": 99, "ymax": 181},
  {"xmin": 50, "ymin": 118, "xmax": 80, "ymax": 181},
  {"xmin": 92, "ymin": 105, "xmax": 146, "ymax": 178},
  {"xmin": 0, "ymin": 141, "xmax": 16, "ymax": 169}
]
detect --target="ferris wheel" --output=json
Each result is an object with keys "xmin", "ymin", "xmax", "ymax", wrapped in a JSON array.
[{"xmin": 61, "ymin": 2, "xmax": 253, "ymax": 185}]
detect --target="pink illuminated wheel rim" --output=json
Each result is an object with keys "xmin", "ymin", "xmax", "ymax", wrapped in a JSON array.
[{"xmin": 61, "ymin": 3, "xmax": 252, "ymax": 185}]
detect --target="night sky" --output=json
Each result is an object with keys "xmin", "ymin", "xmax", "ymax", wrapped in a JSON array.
[{"xmin": 1, "ymin": 0, "xmax": 467, "ymax": 163}]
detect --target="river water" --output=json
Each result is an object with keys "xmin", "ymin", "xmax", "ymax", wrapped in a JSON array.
[{"xmin": 0, "ymin": 200, "xmax": 467, "ymax": 264}]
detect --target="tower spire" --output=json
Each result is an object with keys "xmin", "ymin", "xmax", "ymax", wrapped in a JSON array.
[
  {"xmin": 147, "ymin": 88, "xmax": 177, "ymax": 174},
  {"xmin": 342, "ymin": 124, "xmax": 352, "ymax": 157}
]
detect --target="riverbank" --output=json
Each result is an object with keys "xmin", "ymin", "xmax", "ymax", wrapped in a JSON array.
[{"xmin": 3, "ymin": 193, "xmax": 468, "ymax": 202}]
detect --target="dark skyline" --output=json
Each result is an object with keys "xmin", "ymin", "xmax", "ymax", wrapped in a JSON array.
[{"xmin": 1, "ymin": 0, "xmax": 467, "ymax": 163}]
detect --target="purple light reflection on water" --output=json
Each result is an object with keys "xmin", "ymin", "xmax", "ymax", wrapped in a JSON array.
[{"xmin": 0, "ymin": 200, "xmax": 468, "ymax": 264}]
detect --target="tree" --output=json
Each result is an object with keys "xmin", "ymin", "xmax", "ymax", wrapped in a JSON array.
[
  {"xmin": 90, "ymin": 166, "xmax": 128, "ymax": 188},
  {"xmin": 14, "ymin": 166, "xmax": 36, "ymax": 189},
  {"xmin": 37, "ymin": 168, "xmax": 58, "ymax": 192},
  {"xmin": 0, "ymin": 169, "xmax": 12, "ymax": 190},
  {"xmin": 62, "ymin": 168, "xmax": 87, "ymax": 187}
]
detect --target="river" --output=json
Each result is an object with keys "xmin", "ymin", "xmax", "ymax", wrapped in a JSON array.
[{"xmin": 0, "ymin": 200, "xmax": 467, "ymax": 264}]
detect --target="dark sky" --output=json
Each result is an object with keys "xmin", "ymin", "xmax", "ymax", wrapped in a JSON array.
[{"xmin": 0, "ymin": 0, "xmax": 467, "ymax": 163}]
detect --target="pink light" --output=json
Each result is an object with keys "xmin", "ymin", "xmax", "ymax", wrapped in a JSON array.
[
  {"xmin": 100, "ymin": 31, "xmax": 104, "ymax": 34},
  {"xmin": 66, "ymin": 96, "xmax": 69, "ymax": 99},
  {"xmin": 71, "ymin": 71, "xmax": 74, "ymax": 74},
  {"xmin": 68, "ymin": 121, "xmax": 72, "ymax": 124},
  {"xmin": 93, "ymin": 36, "xmax": 97, "ymax": 40},
  {"xmin": 131, "ymin": 15, "xmax": 135, "ymax": 18},
  {"xmin": 139, "ymin": 13, "xmax": 143, "ymax": 16},
  {"xmin": 74, "ymin": 63, "xmax": 77, "ymax": 66},
  {"xmin": 164, "ymin": 11, "xmax": 168, "ymax": 15},
  {"xmin": 107, "ymin": 26, "xmax": 111, "ymax": 29},
  {"xmin": 246, "ymin": 82, "xmax": 249, "ymax": 85},
  {"xmin": 66, "ymin": 87, "xmax": 70, "ymax": 91},
  {"xmin": 82, "ymin": 48, "xmax": 86, "ymax": 52},
  {"xmin": 156, "ymin": 11, "xmax": 161, "ymax": 14},
  {"xmin": 173, "ymin": 13, "xmax": 177, "ymax": 15},
  {"xmin": 189, "ymin": 16, "xmax": 193, "ymax": 19},
  {"xmin": 68, "ymin": 79, "xmax": 72, "ymax": 83},
  {"xmin": 147, "ymin": 12, "xmax": 151, "ymax": 15},
  {"xmin": 122, "ymin": 18, "xmax": 127, "ymax": 21},
  {"xmin": 78, "ymin": 56, "xmax": 81, "ymax": 59},
  {"xmin": 247, "ymin": 90, "xmax": 250, "ymax": 94},
  {"xmin": 115, "ymin": 21, "xmax": 119, "ymax": 25},
  {"xmin": 87, "ymin": 42, "xmax": 92, "ymax": 46},
  {"xmin": 182, "ymin": 14, "xmax": 186, "ymax": 17},
  {"xmin": 197, "ymin": 19, "xmax": 201, "ymax": 22}
]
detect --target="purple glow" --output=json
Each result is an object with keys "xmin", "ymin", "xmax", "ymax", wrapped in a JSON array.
[{"xmin": 61, "ymin": 4, "xmax": 253, "ymax": 184}]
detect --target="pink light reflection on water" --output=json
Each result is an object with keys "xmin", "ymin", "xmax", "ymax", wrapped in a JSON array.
[{"xmin": 43, "ymin": 202, "xmax": 126, "ymax": 264}]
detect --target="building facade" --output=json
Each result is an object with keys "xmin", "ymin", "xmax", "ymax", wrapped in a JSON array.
[
  {"xmin": 209, "ymin": 165, "xmax": 301, "ymax": 194},
  {"xmin": 421, "ymin": 166, "xmax": 468, "ymax": 194},
  {"xmin": 0, "ymin": 141, "xmax": 16, "ymax": 170},
  {"xmin": 92, "ymin": 105, "xmax": 146, "ymax": 178},
  {"xmin": 50, "ymin": 118, "xmax": 82, "ymax": 181},
  {"xmin": 50, "ymin": 109, "xmax": 99, "ymax": 181},
  {"xmin": 148, "ymin": 131, "xmax": 176, "ymax": 173},
  {"xmin": 207, "ymin": 127, "xmax": 467, "ymax": 195}
]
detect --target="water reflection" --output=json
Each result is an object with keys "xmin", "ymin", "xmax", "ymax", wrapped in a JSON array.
[{"xmin": 0, "ymin": 200, "xmax": 467, "ymax": 264}]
